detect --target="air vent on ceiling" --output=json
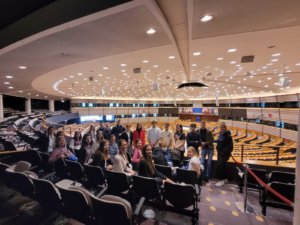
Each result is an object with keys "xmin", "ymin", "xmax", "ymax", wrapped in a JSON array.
[
  {"xmin": 206, "ymin": 72, "xmax": 212, "ymax": 76},
  {"xmin": 133, "ymin": 67, "xmax": 141, "ymax": 73},
  {"xmin": 177, "ymin": 81, "xmax": 208, "ymax": 89},
  {"xmin": 89, "ymin": 76, "xmax": 93, "ymax": 81},
  {"xmin": 241, "ymin": 55, "xmax": 254, "ymax": 63}
]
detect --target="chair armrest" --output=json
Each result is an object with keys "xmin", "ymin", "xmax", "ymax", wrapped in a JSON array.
[
  {"xmin": 134, "ymin": 197, "xmax": 145, "ymax": 216},
  {"xmin": 41, "ymin": 171, "xmax": 56, "ymax": 180},
  {"xmin": 194, "ymin": 184, "xmax": 200, "ymax": 196},
  {"xmin": 96, "ymin": 186, "xmax": 107, "ymax": 198}
]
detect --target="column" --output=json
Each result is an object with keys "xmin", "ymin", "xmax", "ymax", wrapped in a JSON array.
[
  {"xmin": 25, "ymin": 98, "xmax": 31, "ymax": 114},
  {"xmin": 0, "ymin": 94, "xmax": 3, "ymax": 120},
  {"xmin": 294, "ymin": 109, "xmax": 300, "ymax": 225},
  {"xmin": 49, "ymin": 99, "xmax": 55, "ymax": 112}
]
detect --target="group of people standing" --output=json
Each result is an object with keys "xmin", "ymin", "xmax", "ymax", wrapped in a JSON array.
[{"xmin": 40, "ymin": 119, "xmax": 233, "ymax": 187}]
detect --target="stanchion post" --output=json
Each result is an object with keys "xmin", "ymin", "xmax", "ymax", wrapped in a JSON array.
[
  {"xmin": 275, "ymin": 146, "xmax": 280, "ymax": 165},
  {"xmin": 241, "ymin": 144, "xmax": 244, "ymax": 162},
  {"xmin": 243, "ymin": 164, "xmax": 249, "ymax": 213}
]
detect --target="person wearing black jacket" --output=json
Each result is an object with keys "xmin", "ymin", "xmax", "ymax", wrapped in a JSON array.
[
  {"xmin": 120, "ymin": 124, "xmax": 134, "ymax": 156},
  {"xmin": 139, "ymin": 144, "xmax": 174, "ymax": 184},
  {"xmin": 186, "ymin": 123, "xmax": 201, "ymax": 154},
  {"xmin": 215, "ymin": 123, "xmax": 233, "ymax": 187},
  {"xmin": 111, "ymin": 120, "xmax": 125, "ymax": 141},
  {"xmin": 198, "ymin": 121, "xmax": 214, "ymax": 182}
]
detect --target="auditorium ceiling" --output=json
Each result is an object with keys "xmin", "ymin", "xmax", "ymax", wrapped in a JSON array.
[{"xmin": 1, "ymin": 0, "xmax": 300, "ymax": 101}]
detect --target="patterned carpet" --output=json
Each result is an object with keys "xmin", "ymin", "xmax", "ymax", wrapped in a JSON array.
[{"xmin": 0, "ymin": 181, "xmax": 294, "ymax": 225}]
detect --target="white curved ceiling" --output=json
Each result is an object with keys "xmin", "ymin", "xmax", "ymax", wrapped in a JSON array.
[{"xmin": 1, "ymin": 0, "xmax": 300, "ymax": 101}]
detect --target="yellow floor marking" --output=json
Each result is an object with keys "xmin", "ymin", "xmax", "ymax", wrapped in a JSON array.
[
  {"xmin": 232, "ymin": 210, "xmax": 239, "ymax": 217},
  {"xmin": 209, "ymin": 206, "xmax": 216, "ymax": 212},
  {"xmin": 206, "ymin": 197, "xmax": 212, "ymax": 202},
  {"xmin": 255, "ymin": 216, "xmax": 264, "ymax": 222},
  {"xmin": 225, "ymin": 201, "xmax": 231, "ymax": 206}
]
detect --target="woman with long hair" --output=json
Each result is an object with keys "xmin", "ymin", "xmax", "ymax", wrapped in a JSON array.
[
  {"xmin": 48, "ymin": 136, "xmax": 75, "ymax": 164},
  {"xmin": 69, "ymin": 131, "xmax": 82, "ymax": 151},
  {"xmin": 139, "ymin": 144, "xmax": 174, "ymax": 184},
  {"xmin": 131, "ymin": 139, "xmax": 143, "ymax": 170},
  {"xmin": 133, "ymin": 123, "xmax": 145, "ymax": 146},
  {"xmin": 77, "ymin": 133, "xmax": 94, "ymax": 164},
  {"xmin": 91, "ymin": 139, "xmax": 113, "ymax": 170},
  {"xmin": 112, "ymin": 139, "xmax": 136, "ymax": 176}
]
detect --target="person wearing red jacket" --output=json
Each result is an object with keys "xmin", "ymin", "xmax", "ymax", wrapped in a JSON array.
[{"xmin": 133, "ymin": 123, "xmax": 145, "ymax": 146}]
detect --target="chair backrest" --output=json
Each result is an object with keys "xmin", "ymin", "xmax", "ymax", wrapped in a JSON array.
[
  {"xmin": 247, "ymin": 168, "xmax": 267, "ymax": 186},
  {"xmin": 155, "ymin": 164, "xmax": 173, "ymax": 179},
  {"xmin": 57, "ymin": 185, "xmax": 93, "ymax": 224},
  {"xmin": 268, "ymin": 171, "xmax": 295, "ymax": 184},
  {"xmin": 164, "ymin": 182, "xmax": 196, "ymax": 209},
  {"xmin": 65, "ymin": 160, "xmax": 86, "ymax": 181},
  {"xmin": 13, "ymin": 160, "xmax": 31, "ymax": 172},
  {"xmin": 54, "ymin": 159, "xmax": 69, "ymax": 178},
  {"xmin": 132, "ymin": 175, "xmax": 160, "ymax": 201},
  {"xmin": 9, "ymin": 171, "xmax": 36, "ymax": 199},
  {"xmin": 266, "ymin": 182, "xmax": 295, "ymax": 204},
  {"xmin": 84, "ymin": 164, "xmax": 106, "ymax": 188},
  {"xmin": 106, "ymin": 170, "xmax": 130, "ymax": 194},
  {"xmin": 91, "ymin": 194, "xmax": 131, "ymax": 225},
  {"xmin": 31, "ymin": 177, "xmax": 63, "ymax": 213},
  {"xmin": 176, "ymin": 168, "xmax": 198, "ymax": 185}
]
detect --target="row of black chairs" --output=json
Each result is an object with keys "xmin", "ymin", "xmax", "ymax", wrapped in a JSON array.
[
  {"xmin": 1, "ymin": 163, "xmax": 145, "ymax": 225},
  {"xmin": 238, "ymin": 168, "xmax": 295, "ymax": 216},
  {"xmin": 53, "ymin": 159, "xmax": 200, "ymax": 224}
]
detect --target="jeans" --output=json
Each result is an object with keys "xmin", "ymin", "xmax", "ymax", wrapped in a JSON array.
[
  {"xmin": 200, "ymin": 149, "xmax": 213, "ymax": 179},
  {"xmin": 163, "ymin": 149, "xmax": 171, "ymax": 162}
]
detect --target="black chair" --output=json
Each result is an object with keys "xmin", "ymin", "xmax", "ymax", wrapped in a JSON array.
[
  {"xmin": 6, "ymin": 170, "xmax": 37, "ymax": 200},
  {"xmin": 132, "ymin": 175, "xmax": 161, "ymax": 207},
  {"xmin": 176, "ymin": 168, "xmax": 200, "ymax": 200},
  {"xmin": 54, "ymin": 159, "xmax": 69, "ymax": 179},
  {"xmin": 91, "ymin": 194, "xmax": 145, "ymax": 225},
  {"xmin": 0, "ymin": 162, "xmax": 10, "ymax": 179},
  {"xmin": 163, "ymin": 182, "xmax": 199, "ymax": 225},
  {"xmin": 31, "ymin": 177, "xmax": 64, "ymax": 214},
  {"xmin": 106, "ymin": 170, "xmax": 131, "ymax": 197},
  {"xmin": 268, "ymin": 171, "xmax": 295, "ymax": 184},
  {"xmin": 56, "ymin": 185, "xmax": 94, "ymax": 225},
  {"xmin": 65, "ymin": 160, "xmax": 86, "ymax": 183},
  {"xmin": 84, "ymin": 164, "xmax": 106, "ymax": 189},
  {"xmin": 261, "ymin": 182, "xmax": 294, "ymax": 216},
  {"xmin": 238, "ymin": 168, "xmax": 267, "ymax": 193},
  {"xmin": 155, "ymin": 164, "xmax": 173, "ymax": 179}
]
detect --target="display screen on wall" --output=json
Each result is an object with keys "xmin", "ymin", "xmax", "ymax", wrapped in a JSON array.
[
  {"xmin": 105, "ymin": 115, "xmax": 115, "ymax": 121},
  {"xmin": 88, "ymin": 103, "xmax": 93, "ymax": 107},
  {"xmin": 82, "ymin": 103, "xmax": 86, "ymax": 107},
  {"xmin": 80, "ymin": 115, "xmax": 103, "ymax": 122}
]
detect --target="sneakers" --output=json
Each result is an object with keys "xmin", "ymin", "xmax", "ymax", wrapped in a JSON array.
[{"xmin": 215, "ymin": 179, "xmax": 228, "ymax": 187}]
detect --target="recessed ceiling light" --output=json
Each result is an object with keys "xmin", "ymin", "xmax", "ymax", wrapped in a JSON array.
[
  {"xmin": 153, "ymin": 65, "xmax": 159, "ymax": 68},
  {"xmin": 36, "ymin": 94, "xmax": 39, "ymax": 97},
  {"xmin": 227, "ymin": 48, "xmax": 237, "ymax": 53},
  {"xmin": 258, "ymin": 80, "xmax": 262, "ymax": 83},
  {"xmin": 77, "ymin": 73, "xmax": 83, "ymax": 76},
  {"xmin": 193, "ymin": 52, "xmax": 201, "ymax": 56},
  {"xmin": 217, "ymin": 57, "xmax": 224, "ymax": 60},
  {"xmin": 8, "ymin": 86, "xmax": 14, "ymax": 89},
  {"xmin": 192, "ymin": 64, "xmax": 197, "ymax": 67},
  {"xmin": 103, "ymin": 67, "xmax": 109, "ymax": 70},
  {"xmin": 4, "ymin": 82, "xmax": 10, "ymax": 85},
  {"xmin": 264, "ymin": 85, "xmax": 268, "ymax": 88},
  {"xmin": 272, "ymin": 53, "xmax": 281, "ymax": 57},
  {"xmin": 19, "ymin": 66, "xmax": 27, "ymax": 69},
  {"xmin": 230, "ymin": 61, "xmax": 236, "ymax": 64},
  {"xmin": 200, "ymin": 15, "xmax": 213, "ymax": 22},
  {"xmin": 271, "ymin": 58, "xmax": 278, "ymax": 62},
  {"xmin": 295, "ymin": 63, "xmax": 300, "ymax": 66},
  {"xmin": 146, "ymin": 28, "xmax": 156, "ymax": 34},
  {"xmin": 121, "ymin": 64, "xmax": 127, "ymax": 67},
  {"xmin": 18, "ymin": 90, "xmax": 23, "ymax": 93},
  {"xmin": 5, "ymin": 75, "xmax": 13, "ymax": 79},
  {"xmin": 143, "ymin": 60, "xmax": 149, "ymax": 63},
  {"xmin": 267, "ymin": 77, "xmax": 272, "ymax": 80},
  {"xmin": 168, "ymin": 56, "xmax": 175, "ymax": 59}
]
